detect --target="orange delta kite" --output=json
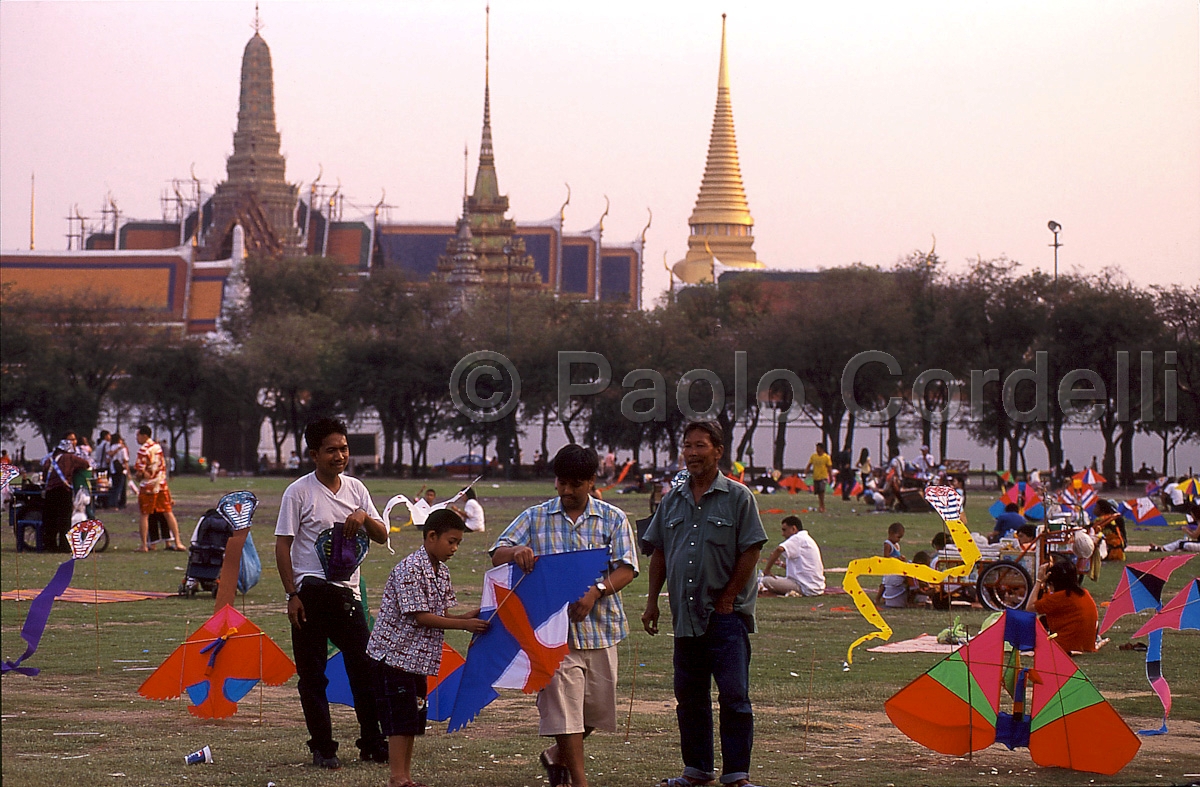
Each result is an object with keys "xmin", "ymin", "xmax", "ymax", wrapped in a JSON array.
[
  {"xmin": 842, "ymin": 485, "xmax": 981, "ymax": 664},
  {"xmin": 886, "ymin": 609, "xmax": 1141, "ymax": 775},
  {"xmin": 138, "ymin": 605, "xmax": 294, "ymax": 718}
]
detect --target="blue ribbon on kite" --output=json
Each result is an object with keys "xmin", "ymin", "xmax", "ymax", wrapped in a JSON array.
[
  {"xmin": 199, "ymin": 635, "xmax": 228, "ymax": 668},
  {"xmin": 1, "ymin": 559, "xmax": 77, "ymax": 676}
]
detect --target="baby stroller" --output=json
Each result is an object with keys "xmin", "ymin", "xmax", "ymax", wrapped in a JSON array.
[{"xmin": 178, "ymin": 508, "xmax": 233, "ymax": 598}]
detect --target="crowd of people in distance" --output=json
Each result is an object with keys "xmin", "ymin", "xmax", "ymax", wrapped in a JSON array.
[{"xmin": 3, "ymin": 426, "xmax": 184, "ymax": 553}]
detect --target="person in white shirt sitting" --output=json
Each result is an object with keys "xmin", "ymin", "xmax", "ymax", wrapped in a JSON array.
[
  {"xmin": 758, "ymin": 516, "xmax": 826, "ymax": 596},
  {"xmin": 461, "ymin": 487, "xmax": 486, "ymax": 532}
]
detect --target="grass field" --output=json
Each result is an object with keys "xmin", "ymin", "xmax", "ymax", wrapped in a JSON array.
[{"xmin": 3, "ymin": 474, "xmax": 1198, "ymax": 787}]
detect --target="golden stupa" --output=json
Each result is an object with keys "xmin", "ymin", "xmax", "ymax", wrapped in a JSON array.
[{"xmin": 673, "ymin": 14, "xmax": 764, "ymax": 285}]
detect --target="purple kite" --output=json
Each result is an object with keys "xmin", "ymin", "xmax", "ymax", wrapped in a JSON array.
[
  {"xmin": 1099, "ymin": 555, "xmax": 1195, "ymax": 735},
  {"xmin": 2, "ymin": 520, "xmax": 107, "ymax": 676}
]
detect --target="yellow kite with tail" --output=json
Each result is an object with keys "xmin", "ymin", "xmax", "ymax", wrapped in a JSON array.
[{"xmin": 841, "ymin": 485, "xmax": 980, "ymax": 665}]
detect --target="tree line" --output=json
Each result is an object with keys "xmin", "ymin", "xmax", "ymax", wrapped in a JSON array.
[{"xmin": 2, "ymin": 252, "xmax": 1196, "ymax": 489}]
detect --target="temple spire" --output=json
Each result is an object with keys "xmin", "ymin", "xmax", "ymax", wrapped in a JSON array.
[
  {"xmin": 672, "ymin": 14, "xmax": 763, "ymax": 284},
  {"xmin": 689, "ymin": 13, "xmax": 752, "ymax": 228},
  {"xmin": 203, "ymin": 16, "xmax": 300, "ymax": 259},
  {"xmin": 473, "ymin": 4, "xmax": 499, "ymax": 201}
]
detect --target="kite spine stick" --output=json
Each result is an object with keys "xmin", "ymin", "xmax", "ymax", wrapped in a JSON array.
[{"xmin": 482, "ymin": 569, "xmax": 531, "ymax": 627}]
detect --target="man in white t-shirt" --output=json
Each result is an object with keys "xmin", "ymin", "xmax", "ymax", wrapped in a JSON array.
[
  {"xmin": 758, "ymin": 516, "xmax": 826, "ymax": 596},
  {"xmin": 275, "ymin": 418, "xmax": 389, "ymax": 770},
  {"xmin": 1164, "ymin": 479, "xmax": 1187, "ymax": 512}
]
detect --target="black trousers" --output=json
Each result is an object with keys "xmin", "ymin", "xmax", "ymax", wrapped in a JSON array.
[
  {"xmin": 290, "ymin": 580, "xmax": 385, "ymax": 758},
  {"xmin": 44, "ymin": 486, "xmax": 74, "ymax": 552}
]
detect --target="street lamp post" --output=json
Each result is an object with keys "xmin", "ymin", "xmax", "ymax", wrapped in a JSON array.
[{"xmin": 1047, "ymin": 220, "xmax": 1062, "ymax": 293}]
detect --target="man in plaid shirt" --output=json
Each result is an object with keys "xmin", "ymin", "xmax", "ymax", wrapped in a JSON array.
[{"xmin": 491, "ymin": 444, "xmax": 638, "ymax": 787}]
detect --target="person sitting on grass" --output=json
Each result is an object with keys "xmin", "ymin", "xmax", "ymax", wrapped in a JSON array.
[
  {"xmin": 1026, "ymin": 560, "xmax": 1099, "ymax": 654},
  {"xmin": 1092, "ymin": 499, "xmax": 1127, "ymax": 562},
  {"xmin": 758, "ymin": 516, "xmax": 825, "ymax": 597},
  {"xmin": 990, "ymin": 502, "xmax": 1026, "ymax": 543},
  {"xmin": 1150, "ymin": 501, "xmax": 1200, "ymax": 552},
  {"xmin": 367, "ymin": 509, "xmax": 488, "ymax": 787}
]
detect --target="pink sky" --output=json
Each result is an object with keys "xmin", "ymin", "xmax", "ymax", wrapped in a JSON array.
[{"xmin": 2, "ymin": 1, "xmax": 1197, "ymax": 303}]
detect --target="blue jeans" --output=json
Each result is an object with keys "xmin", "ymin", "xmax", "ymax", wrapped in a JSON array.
[{"xmin": 673, "ymin": 612, "xmax": 753, "ymax": 784}]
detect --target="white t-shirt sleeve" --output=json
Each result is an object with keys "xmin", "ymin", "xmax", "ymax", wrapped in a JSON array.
[
  {"xmin": 275, "ymin": 484, "xmax": 302, "ymax": 537},
  {"xmin": 347, "ymin": 477, "xmax": 381, "ymax": 521}
]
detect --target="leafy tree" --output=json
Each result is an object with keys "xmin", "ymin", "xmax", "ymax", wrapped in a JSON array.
[
  {"xmin": 0, "ymin": 288, "xmax": 151, "ymax": 448},
  {"xmin": 115, "ymin": 337, "xmax": 208, "ymax": 470}
]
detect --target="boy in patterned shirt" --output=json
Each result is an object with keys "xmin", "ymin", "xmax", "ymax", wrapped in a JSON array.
[{"xmin": 368, "ymin": 509, "xmax": 487, "ymax": 787}]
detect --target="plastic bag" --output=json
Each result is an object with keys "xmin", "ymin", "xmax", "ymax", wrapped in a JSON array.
[{"xmin": 237, "ymin": 532, "xmax": 262, "ymax": 594}]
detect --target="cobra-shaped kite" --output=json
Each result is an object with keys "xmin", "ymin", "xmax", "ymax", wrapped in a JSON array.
[
  {"xmin": 842, "ymin": 485, "xmax": 981, "ymax": 665},
  {"xmin": 2, "ymin": 520, "xmax": 107, "ymax": 675}
]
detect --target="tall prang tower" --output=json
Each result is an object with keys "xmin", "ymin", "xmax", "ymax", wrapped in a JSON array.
[
  {"xmin": 202, "ymin": 15, "xmax": 300, "ymax": 260},
  {"xmin": 672, "ymin": 14, "xmax": 764, "ymax": 284},
  {"xmin": 460, "ymin": 6, "xmax": 539, "ymax": 291}
]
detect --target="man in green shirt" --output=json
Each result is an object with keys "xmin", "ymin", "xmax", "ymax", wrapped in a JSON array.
[{"xmin": 642, "ymin": 420, "xmax": 767, "ymax": 787}]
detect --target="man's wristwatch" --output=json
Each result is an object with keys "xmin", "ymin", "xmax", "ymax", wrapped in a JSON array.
[
  {"xmin": 286, "ymin": 591, "xmax": 300, "ymax": 601},
  {"xmin": 595, "ymin": 581, "xmax": 609, "ymax": 597}
]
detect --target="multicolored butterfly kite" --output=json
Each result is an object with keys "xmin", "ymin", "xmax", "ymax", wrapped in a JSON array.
[{"xmin": 887, "ymin": 609, "xmax": 1141, "ymax": 775}]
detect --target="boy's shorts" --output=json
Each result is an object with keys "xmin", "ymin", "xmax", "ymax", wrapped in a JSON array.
[
  {"xmin": 373, "ymin": 661, "xmax": 428, "ymax": 737},
  {"xmin": 138, "ymin": 487, "xmax": 173, "ymax": 515},
  {"xmin": 536, "ymin": 645, "xmax": 618, "ymax": 736}
]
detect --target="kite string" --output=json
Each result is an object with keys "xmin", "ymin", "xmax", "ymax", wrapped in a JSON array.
[
  {"xmin": 93, "ymin": 551, "xmax": 101, "ymax": 674},
  {"xmin": 803, "ymin": 645, "xmax": 816, "ymax": 753},
  {"xmin": 623, "ymin": 636, "xmax": 639, "ymax": 743},
  {"xmin": 179, "ymin": 618, "xmax": 189, "ymax": 710}
]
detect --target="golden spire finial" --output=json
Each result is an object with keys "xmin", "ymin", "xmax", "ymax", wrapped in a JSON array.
[
  {"xmin": 688, "ymin": 13, "xmax": 752, "ymax": 228},
  {"xmin": 672, "ymin": 14, "xmax": 762, "ymax": 285},
  {"xmin": 719, "ymin": 13, "xmax": 729, "ymax": 91}
]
